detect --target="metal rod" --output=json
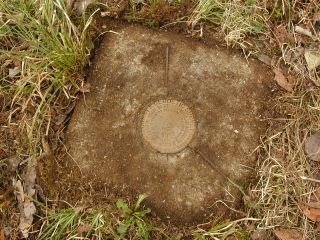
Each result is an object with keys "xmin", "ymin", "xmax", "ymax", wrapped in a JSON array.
[
  {"xmin": 188, "ymin": 146, "xmax": 245, "ymax": 195},
  {"xmin": 165, "ymin": 45, "xmax": 169, "ymax": 88}
]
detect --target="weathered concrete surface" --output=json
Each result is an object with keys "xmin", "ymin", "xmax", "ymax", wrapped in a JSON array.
[{"xmin": 66, "ymin": 23, "xmax": 272, "ymax": 225}]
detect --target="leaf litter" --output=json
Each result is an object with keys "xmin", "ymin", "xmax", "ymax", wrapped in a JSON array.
[
  {"xmin": 14, "ymin": 137, "xmax": 52, "ymax": 238},
  {"xmin": 305, "ymin": 132, "xmax": 320, "ymax": 162},
  {"xmin": 300, "ymin": 202, "xmax": 320, "ymax": 222},
  {"xmin": 272, "ymin": 68, "xmax": 294, "ymax": 93},
  {"xmin": 14, "ymin": 158, "xmax": 37, "ymax": 238},
  {"xmin": 304, "ymin": 49, "xmax": 320, "ymax": 71},
  {"xmin": 274, "ymin": 228, "xmax": 303, "ymax": 240},
  {"xmin": 274, "ymin": 25, "xmax": 294, "ymax": 45},
  {"xmin": 0, "ymin": 228, "xmax": 4, "ymax": 240},
  {"xmin": 295, "ymin": 25, "xmax": 314, "ymax": 39}
]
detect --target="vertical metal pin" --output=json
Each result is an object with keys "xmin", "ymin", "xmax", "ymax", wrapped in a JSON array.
[{"xmin": 165, "ymin": 45, "xmax": 169, "ymax": 88}]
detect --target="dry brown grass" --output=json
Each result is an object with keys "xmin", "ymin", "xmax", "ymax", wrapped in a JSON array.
[{"xmin": 250, "ymin": 78, "xmax": 320, "ymax": 238}]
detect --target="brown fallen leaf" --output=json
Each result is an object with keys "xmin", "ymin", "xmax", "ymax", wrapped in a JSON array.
[
  {"xmin": 251, "ymin": 229, "xmax": 266, "ymax": 240},
  {"xmin": 65, "ymin": 0, "xmax": 75, "ymax": 12},
  {"xmin": 0, "ymin": 187, "xmax": 14, "ymax": 209},
  {"xmin": 304, "ymin": 50, "xmax": 320, "ymax": 70},
  {"xmin": 0, "ymin": 188, "xmax": 13, "ymax": 200},
  {"xmin": 14, "ymin": 179, "xmax": 36, "ymax": 238},
  {"xmin": 305, "ymin": 133, "xmax": 320, "ymax": 161},
  {"xmin": 18, "ymin": 200, "xmax": 36, "ymax": 237},
  {"xmin": 13, "ymin": 59, "xmax": 22, "ymax": 68},
  {"xmin": 274, "ymin": 25, "xmax": 294, "ymax": 44},
  {"xmin": 78, "ymin": 82, "xmax": 91, "ymax": 93},
  {"xmin": 0, "ymin": 197, "xmax": 15, "ymax": 208},
  {"xmin": 301, "ymin": 202, "xmax": 320, "ymax": 222},
  {"xmin": 295, "ymin": 25, "xmax": 313, "ymax": 38},
  {"xmin": 0, "ymin": 228, "xmax": 4, "ymax": 240},
  {"xmin": 8, "ymin": 67, "xmax": 20, "ymax": 78},
  {"xmin": 272, "ymin": 68, "xmax": 294, "ymax": 92},
  {"xmin": 14, "ymin": 155, "xmax": 38, "ymax": 238},
  {"xmin": 41, "ymin": 137, "xmax": 51, "ymax": 157},
  {"xmin": 258, "ymin": 54, "xmax": 272, "ymax": 66},
  {"xmin": 313, "ymin": 11, "xmax": 320, "ymax": 31},
  {"xmin": 76, "ymin": 223, "xmax": 92, "ymax": 235},
  {"xmin": 74, "ymin": 0, "xmax": 94, "ymax": 15},
  {"xmin": 6, "ymin": 156, "xmax": 22, "ymax": 171},
  {"xmin": 274, "ymin": 228, "xmax": 303, "ymax": 240}
]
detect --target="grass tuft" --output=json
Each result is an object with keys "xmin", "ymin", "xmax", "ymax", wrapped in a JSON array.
[
  {"xmin": 39, "ymin": 207, "xmax": 113, "ymax": 240},
  {"xmin": 38, "ymin": 195, "xmax": 158, "ymax": 240},
  {"xmin": 0, "ymin": 0, "xmax": 93, "ymax": 153},
  {"xmin": 188, "ymin": 0, "xmax": 268, "ymax": 46}
]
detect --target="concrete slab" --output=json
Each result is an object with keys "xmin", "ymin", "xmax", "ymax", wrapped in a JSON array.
[{"xmin": 65, "ymin": 23, "xmax": 272, "ymax": 225}]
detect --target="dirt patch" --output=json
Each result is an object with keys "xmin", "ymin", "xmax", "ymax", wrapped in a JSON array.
[{"xmin": 62, "ymin": 22, "xmax": 273, "ymax": 225}]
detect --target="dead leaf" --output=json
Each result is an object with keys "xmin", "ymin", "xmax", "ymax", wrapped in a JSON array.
[
  {"xmin": 0, "ymin": 228, "xmax": 4, "ymax": 240},
  {"xmin": 12, "ymin": 43, "xmax": 30, "ymax": 52},
  {"xmin": 274, "ymin": 25, "xmax": 294, "ymax": 44},
  {"xmin": 0, "ymin": 188, "xmax": 13, "ymax": 200},
  {"xmin": 272, "ymin": 68, "xmax": 294, "ymax": 92},
  {"xmin": 274, "ymin": 228, "xmax": 303, "ymax": 240},
  {"xmin": 66, "ymin": 0, "xmax": 75, "ymax": 12},
  {"xmin": 76, "ymin": 223, "xmax": 92, "ymax": 235},
  {"xmin": 287, "ymin": 75, "xmax": 297, "ymax": 85},
  {"xmin": 55, "ymin": 114, "xmax": 67, "ymax": 126},
  {"xmin": 258, "ymin": 54, "xmax": 272, "ymax": 66},
  {"xmin": 13, "ymin": 59, "xmax": 21, "ymax": 68},
  {"xmin": 41, "ymin": 137, "xmax": 51, "ymax": 156},
  {"xmin": 251, "ymin": 229, "xmax": 266, "ymax": 240},
  {"xmin": 304, "ymin": 49, "xmax": 320, "ymax": 70},
  {"xmin": 305, "ymin": 133, "xmax": 320, "ymax": 161},
  {"xmin": 283, "ymin": 47, "xmax": 304, "ymax": 65},
  {"xmin": 313, "ymin": 11, "xmax": 320, "ymax": 29},
  {"xmin": 78, "ymin": 82, "xmax": 91, "ymax": 93},
  {"xmin": 18, "ymin": 216, "xmax": 34, "ymax": 238},
  {"xmin": 0, "ymin": 197, "xmax": 14, "ymax": 208},
  {"xmin": 8, "ymin": 67, "xmax": 20, "ymax": 78},
  {"xmin": 14, "ymin": 156, "xmax": 38, "ymax": 238},
  {"xmin": 18, "ymin": 199, "xmax": 36, "ymax": 237},
  {"xmin": 23, "ymin": 201, "xmax": 36, "ymax": 219},
  {"xmin": 4, "ymin": 227, "xmax": 12, "ymax": 237},
  {"xmin": 14, "ymin": 179, "xmax": 36, "ymax": 238},
  {"xmin": 14, "ymin": 180, "xmax": 24, "ymax": 202},
  {"xmin": 74, "ymin": 0, "xmax": 94, "ymax": 15},
  {"xmin": 295, "ymin": 25, "xmax": 313, "ymax": 38},
  {"xmin": 6, "ymin": 156, "xmax": 21, "ymax": 171},
  {"xmin": 23, "ymin": 157, "xmax": 36, "ymax": 197},
  {"xmin": 301, "ymin": 202, "xmax": 320, "ymax": 222}
]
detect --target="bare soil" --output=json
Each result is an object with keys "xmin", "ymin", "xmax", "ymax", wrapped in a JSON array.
[{"xmin": 48, "ymin": 21, "xmax": 275, "ymax": 226}]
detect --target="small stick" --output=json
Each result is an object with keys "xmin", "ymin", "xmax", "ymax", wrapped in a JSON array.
[
  {"xmin": 301, "ymin": 176, "xmax": 320, "ymax": 184},
  {"xmin": 189, "ymin": 146, "xmax": 246, "ymax": 196}
]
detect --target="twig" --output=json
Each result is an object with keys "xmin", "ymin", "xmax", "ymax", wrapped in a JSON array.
[
  {"xmin": 301, "ymin": 176, "xmax": 320, "ymax": 184},
  {"xmin": 188, "ymin": 146, "xmax": 246, "ymax": 196}
]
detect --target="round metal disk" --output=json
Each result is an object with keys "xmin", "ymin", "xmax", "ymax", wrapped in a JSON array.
[{"xmin": 142, "ymin": 100, "xmax": 196, "ymax": 153}]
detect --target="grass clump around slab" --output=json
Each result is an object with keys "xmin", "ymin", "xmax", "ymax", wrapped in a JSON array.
[
  {"xmin": 1, "ymin": 0, "xmax": 320, "ymax": 239},
  {"xmin": 188, "ymin": 0, "xmax": 268, "ymax": 46},
  {"xmin": 38, "ymin": 195, "xmax": 158, "ymax": 240},
  {"xmin": 125, "ymin": 0, "xmax": 268, "ymax": 48},
  {"xmin": 0, "ymin": 0, "xmax": 92, "ymax": 153},
  {"xmin": 0, "ymin": 0, "xmax": 95, "ymax": 237}
]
